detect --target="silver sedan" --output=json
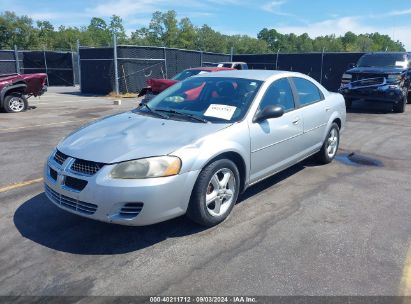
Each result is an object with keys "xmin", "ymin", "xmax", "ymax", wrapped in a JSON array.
[{"xmin": 44, "ymin": 70, "xmax": 346, "ymax": 227}]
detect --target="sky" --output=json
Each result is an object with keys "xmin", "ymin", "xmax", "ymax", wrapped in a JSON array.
[{"xmin": 1, "ymin": 0, "xmax": 411, "ymax": 50}]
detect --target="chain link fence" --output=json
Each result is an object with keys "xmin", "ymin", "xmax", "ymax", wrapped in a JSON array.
[
  {"xmin": 0, "ymin": 48, "xmax": 77, "ymax": 86},
  {"xmin": 79, "ymin": 37, "xmax": 231, "ymax": 95},
  {"xmin": 2, "ymin": 38, "xmax": 367, "ymax": 94},
  {"xmin": 233, "ymin": 52, "xmax": 366, "ymax": 91}
]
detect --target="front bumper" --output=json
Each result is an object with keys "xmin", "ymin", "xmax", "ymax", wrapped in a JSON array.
[
  {"xmin": 35, "ymin": 85, "xmax": 47, "ymax": 97},
  {"xmin": 43, "ymin": 155, "xmax": 200, "ymax": 226},
  {"xmin": 339, "ymin": 83, "xmax": 405, "ymax": 104}
]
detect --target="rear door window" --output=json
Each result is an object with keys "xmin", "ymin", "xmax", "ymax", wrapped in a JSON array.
[{"xmin": 291, "ymin": 77, "xmax": 323, "ymax": 106}]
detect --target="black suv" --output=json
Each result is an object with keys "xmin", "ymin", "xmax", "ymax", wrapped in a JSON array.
[{"xmin": 339, "ymin": 52, "xmax": 411, "ymax": 113}]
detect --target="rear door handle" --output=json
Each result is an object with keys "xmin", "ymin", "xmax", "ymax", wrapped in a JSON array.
[
  {"xmin": 292, "ymin": 117, "xmax": 300, "ymax": 125},
  {"xmin": 325, "ymin": 107, "xmax": 331, "ymax": 112}
]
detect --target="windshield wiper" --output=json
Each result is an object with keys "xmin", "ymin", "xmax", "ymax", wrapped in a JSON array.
[
  {"xmin": 156, "ymin": 108, "xmax": 209, "ymax": 123},
  {"xmin": 139, "ymin": 103, "xmax": 169, "ymax": 119}
]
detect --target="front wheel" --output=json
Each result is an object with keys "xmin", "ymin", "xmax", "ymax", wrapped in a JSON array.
[
  {"xmin": 393, "ymin": 90, "xmax": 407, "ymax": 113},
  {"xmin": 315, "ymin": 123, "xmax": 340, "ymax": 164},
  {"xmin": 187, "ymin": 159, "xmax": 240, "ymax": 227},
  {"xmin": 3, "ymin": 93, "xmax": 28, "ymax": 113}
]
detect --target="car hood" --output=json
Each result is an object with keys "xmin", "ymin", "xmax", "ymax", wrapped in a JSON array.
[
  {"xmin": 347, "ymin": 67, "xmax": 406, "ymax": 74},
  {"xmin": 57, "ymin": 112, "xmax": 231, "ymax": 163}
]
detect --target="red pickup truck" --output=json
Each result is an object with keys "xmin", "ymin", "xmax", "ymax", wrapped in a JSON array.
[
  {"xmin": 138, "ymin": 67, "xmax": 232, "ymax": 103},
  {"xmin": 0, "ymin": 73, "xmax": 47, "ymax": 113}
]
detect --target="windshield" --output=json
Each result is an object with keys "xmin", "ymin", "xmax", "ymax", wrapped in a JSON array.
[
  {"xmin": 171, "ymin": 69, "xmax": 209, "ymax": 81},
  {"xmin": 138, "ymin": 77, "xmax": 263, "ymax": 123},
  {"xmin": 357, "ymin": 53, "xmax": 407, "ymax": 68}
]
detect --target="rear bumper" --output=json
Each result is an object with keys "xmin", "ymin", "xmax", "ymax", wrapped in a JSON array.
[{"xmin": 339, "ymin": 84, "xmax": 405, "ymax": 104}]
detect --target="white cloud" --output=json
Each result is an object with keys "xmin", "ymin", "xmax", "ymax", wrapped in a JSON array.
[
  {"xmin": 275, "ymin": 16, "xmax": 411, "ymax": 50},
  {"xmin": 388, "ymin": 7, "xmax": 411, "ymax": 16},
  {"xmin": 261, "ymin": 0, "xmax": 294, "ymax": 17},
  {"xmin": 261, "ymin": 0, "xmax": 285, "ymax": 12},
  {"xmin": 89, "ymin": 0, "xmax": 163, "ymax": 18}
]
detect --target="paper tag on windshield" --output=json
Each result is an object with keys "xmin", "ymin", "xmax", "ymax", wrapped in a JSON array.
[{"xmin": 204, "ymin": 104, "xmax": 237, "ymax": 120}]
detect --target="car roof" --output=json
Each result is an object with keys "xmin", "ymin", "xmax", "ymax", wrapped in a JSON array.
[
  {"xmin": 218, "ymin": 62, "xmax": 246, "ymax": 64},
  {"xmin": 192, "ymin": 69, "xmax": 300, "ymax": 81},
  {"xmin": 188, "ymin": 67, "xmax": 233, "ymax": 71}
]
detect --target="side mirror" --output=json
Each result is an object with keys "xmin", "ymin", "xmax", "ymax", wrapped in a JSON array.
[
  {"xmin": 253, "ymin": 105, "xmax": 284, "ymax": 123},
  {"xmin": 348, "ymin": 63, "xmax": 356, "ymax": 69}
]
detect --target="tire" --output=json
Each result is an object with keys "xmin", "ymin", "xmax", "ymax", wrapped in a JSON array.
[
  {"xmin": 407, "ymin": 91, "xmax": 411, "ymax": 104},
  {"xmin": 3, "ymin": 92, "xmax": 28, "ymax": 113},
  {"xmin": 187, "ymin": 159, "xmax": 240, "ymax": 227},
  {"xmin": 393, "ymin": 90, "xmax": 407, "ymax": 113},
  {"xmin": 345, "ymin": 98, "xmax": 352, "ymax": 109},
  {"xmin": 315, "ymin": 123, "xmax": 340, "ymax": 164}
]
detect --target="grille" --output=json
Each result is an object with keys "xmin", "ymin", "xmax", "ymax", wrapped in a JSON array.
[
  {"xmin": 119, "ymin": 202, "xmax": 144, "ymax": 219},
  {"xmin": 54, "ymin": 150, "xmax": 68, "ymax": 165},
  {"xmin": 353, "ymin": 73, "xmax": 388, "ymax": 81},
  {"xmin": 45, "ymin": 184, "xmax": 97, "ymax": 215},
  {"xmin": 71, "ymin": 159, "xmax": 104, "ymax": 176},
  {"xmin": 49, "ymin": 167, "xmax": 58, "ymax": 181},
  {"xmin": 64, "ymin": 176, "xmax": 88, "ymax": 192},
  {"xmin": 351, "ymin": 77, "xmax": 385, "ymax": 88}
]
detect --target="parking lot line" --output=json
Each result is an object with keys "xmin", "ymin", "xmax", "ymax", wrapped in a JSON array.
[
  {"xmin": 0, "ymin": 120, "xmax": 86, "ymax": 132},
  {"xmin": 0, "ymin": 178, "xmax": 43, "ymax": 193}
]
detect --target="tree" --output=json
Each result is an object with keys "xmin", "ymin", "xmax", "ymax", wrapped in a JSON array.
[
  {"xmin": 37, "ymin": 20, "xmax": 54, "ymax": 49},
  {"xmin": 177, "ymin": 17, "xmax": 197, "ymax": 49},
  {"xmin": 162, "ymin": 11, "xmax": 178, "ymax": 47},
  {"xmin": 87, "ymin": 17, "xmax": 111, "ymax": 46},
  {"xmin": 0, "ymin": 10, "xmax": 407, "ymax": 53},
  {"xmin": 0, "ymin": 11, "xmax": 38, "ymax": 49},
  {"xmin": 109, "ymin": 15, "xmax": 127, "ymax": 43}
]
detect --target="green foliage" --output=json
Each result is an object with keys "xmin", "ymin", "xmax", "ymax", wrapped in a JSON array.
[
  {"xmin": 258, "ymin": 28, "xmax": 405, "ymax": 53},
  {"xmin": 0, "ymin": 10, "xmax": 406, "ymax": 54}
]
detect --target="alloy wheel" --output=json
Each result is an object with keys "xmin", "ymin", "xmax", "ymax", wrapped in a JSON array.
[
  {"xmin": 205, "ymin": 168, "xmax": 236, "ymax": 217},
  {"xmin": 8, "ymin": 97, "xmax": 25, "ymax": 112},
  {"xmin": 326, "ymin": 128, "xmax": 339, "ymax": 158}
]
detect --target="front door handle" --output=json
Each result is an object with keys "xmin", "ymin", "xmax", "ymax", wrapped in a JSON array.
[{"xmin": 292, "ymin": 117, "xmax": 300, "ymax": 125}]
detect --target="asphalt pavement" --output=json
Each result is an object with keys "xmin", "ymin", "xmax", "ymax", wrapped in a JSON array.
[{"xmin": 0, "ymin": 87, "xmax": 410, "ymax": 296}]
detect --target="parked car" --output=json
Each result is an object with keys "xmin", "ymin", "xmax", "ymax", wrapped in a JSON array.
[
  {"xmin": 216, "ymin": 62, "xmax": 248, "ymax": 70},
  {"xmin": 138, "ymin": 67, "xmax": 232, "ymax": 102},
  {"xmin": 0, "ymin": 73, "xmax": 47, "ymax": 113},
  {"xmin": 339, "ymin": 52, "xmax": 411, "ymax": 113},
  {"xmin": 44, "ymin": 70, "xmax": 346, "ymax": 227}
]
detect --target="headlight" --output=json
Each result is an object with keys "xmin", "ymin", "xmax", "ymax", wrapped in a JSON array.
[
  {"xmin": 342, "ymin": 73, "xmax": 352, "ymax": 79},
  {"xmin": 110, "ymin": 156, "xmax": 181, "ymax": 179},
  {"xmin": 387, "ymin": 74, "xmax": 401, "ymax": 83}
]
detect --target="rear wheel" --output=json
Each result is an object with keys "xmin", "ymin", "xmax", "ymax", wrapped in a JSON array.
[
  {"xmin": 315, "ymin": 123, "xmax": 340, "ymax": 164},
  {"xmin": 187, "ymin": 159, "xmax": 240, "ymax": 227},
  {"xmin": 407, "ymin": 91, "xmax": 411, "ymax": 104},
  {"xmin": 3, "ymin": 93, "xmax": 28, "ymax": 113}
]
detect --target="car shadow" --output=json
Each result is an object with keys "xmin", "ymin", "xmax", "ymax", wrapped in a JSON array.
[
  {"xmin": 13, "ymin": 193, "xmax": 206, "ymax": 255},
  {"xmin": 14, "ymin": 160, "xmax": 314, "ymax": 255},
  {"xmin": 347, "ymin": 100, "xmax": 394, "ymax": 114}
]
